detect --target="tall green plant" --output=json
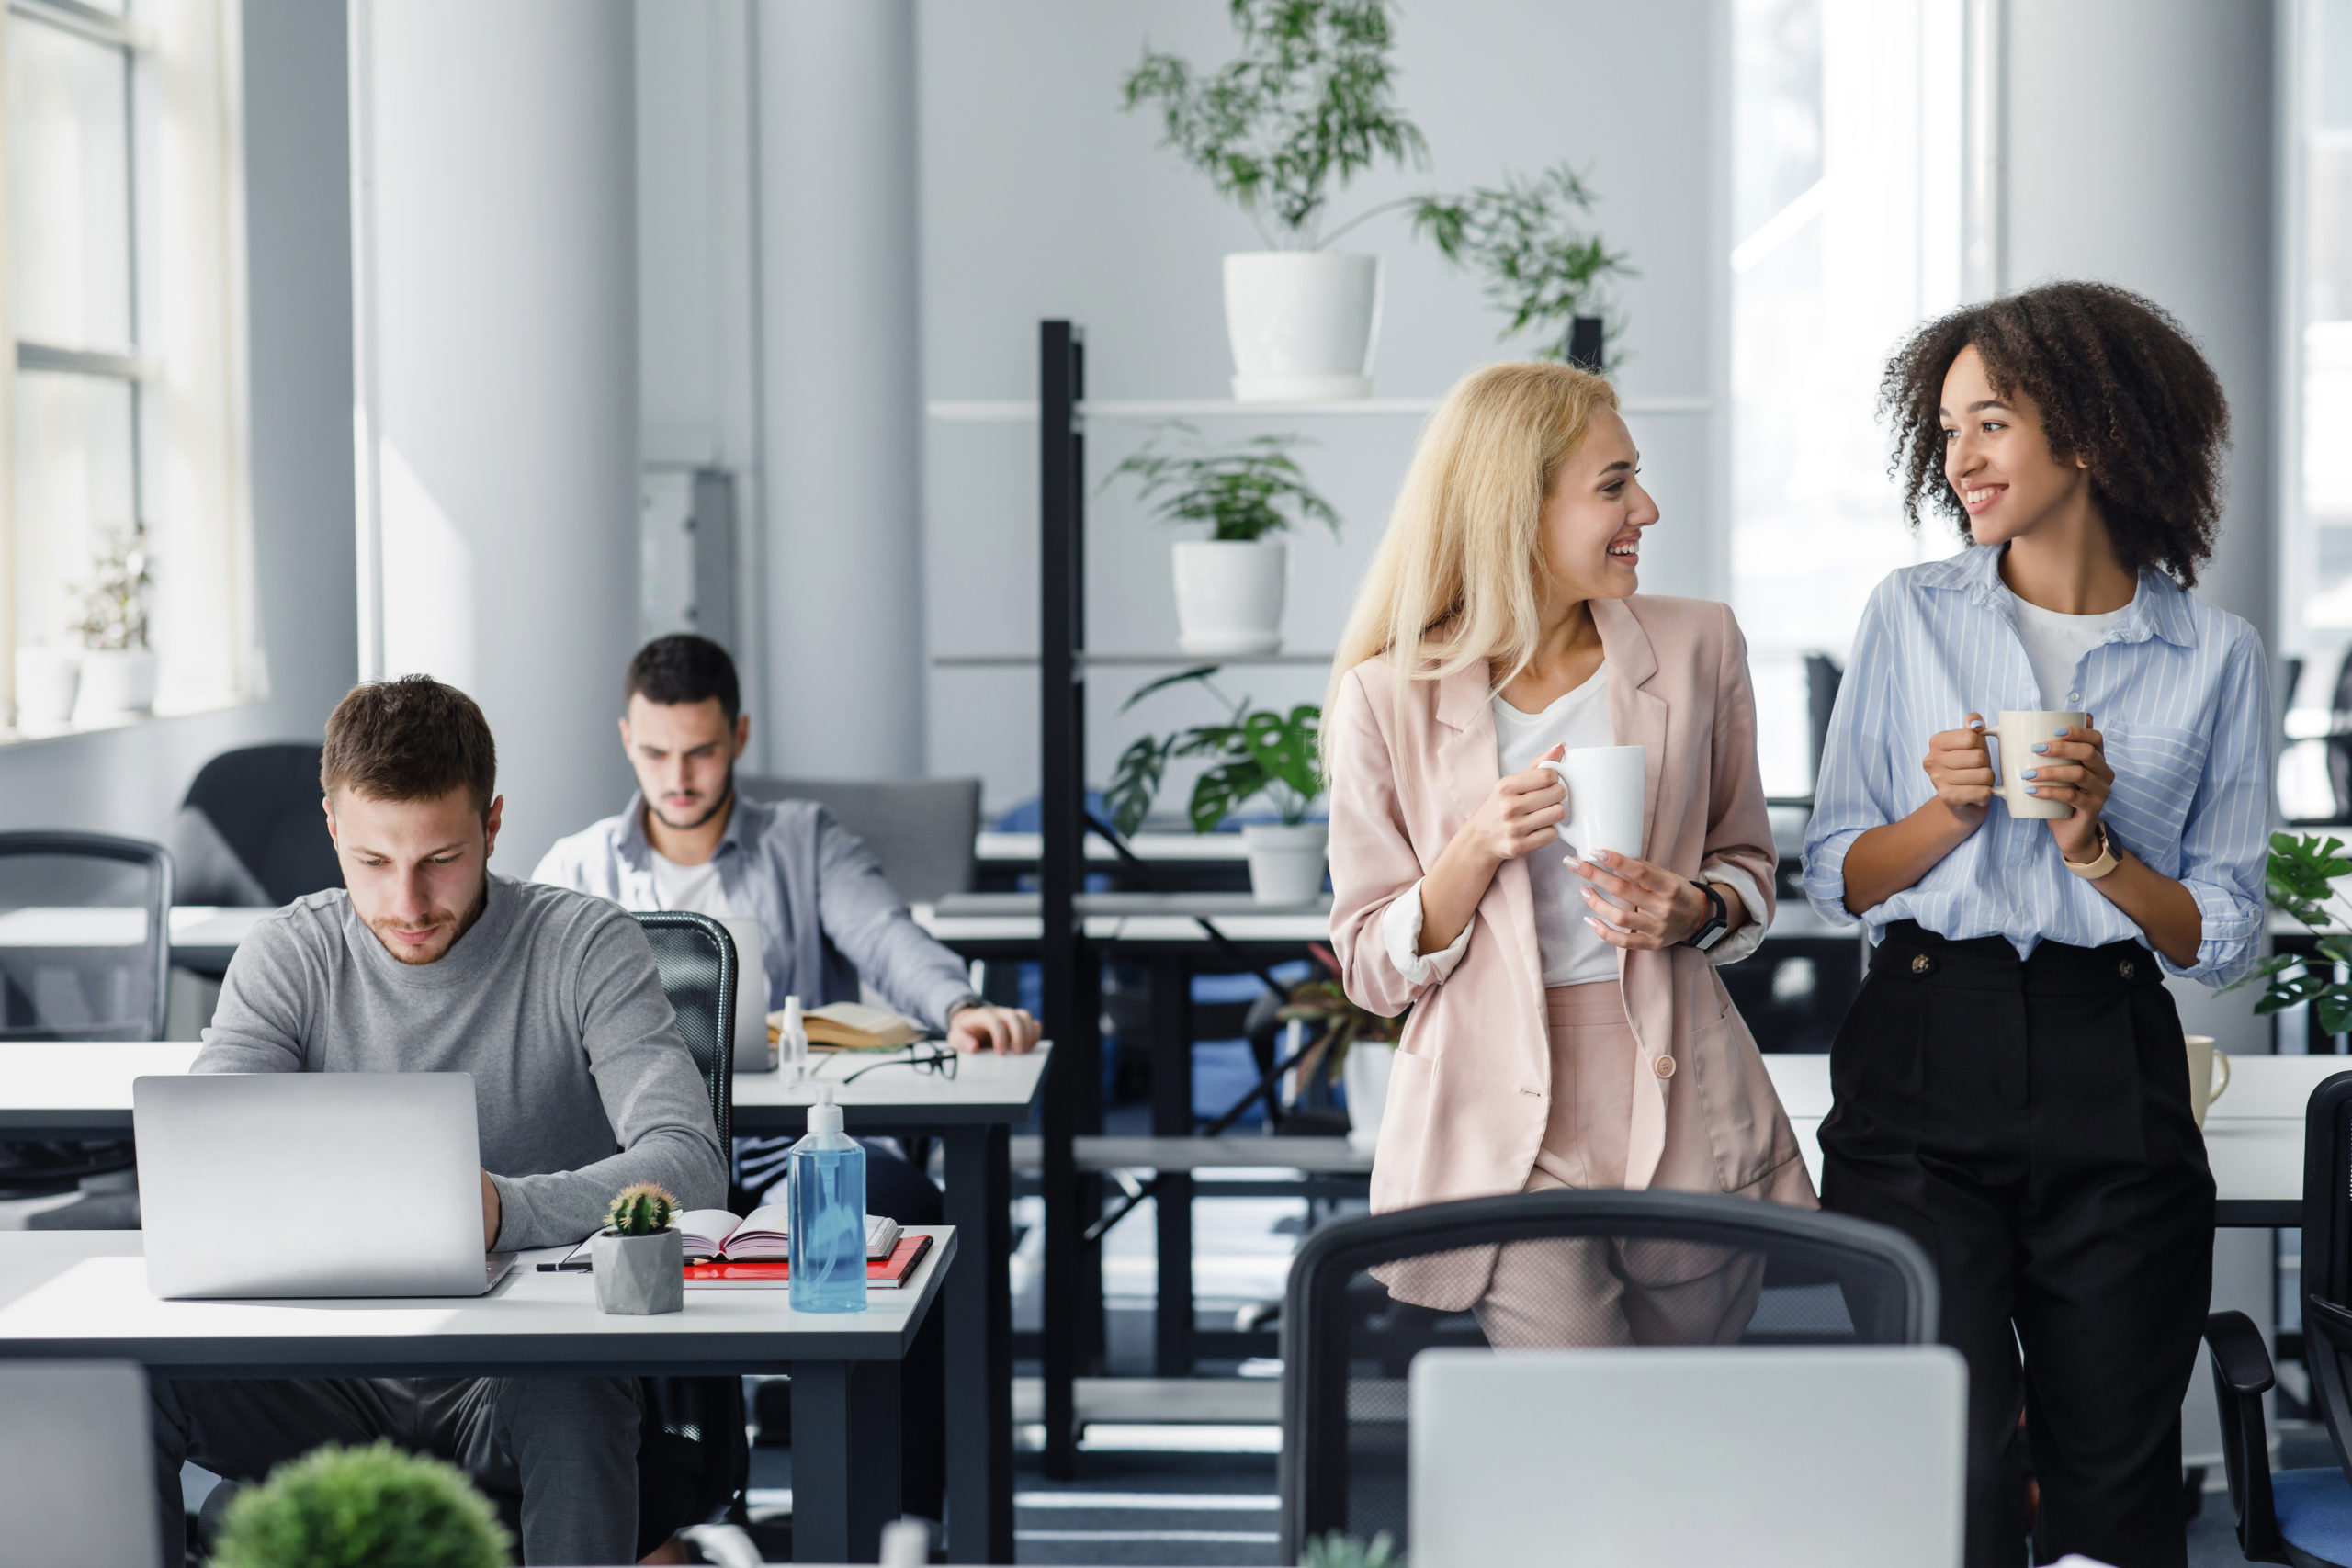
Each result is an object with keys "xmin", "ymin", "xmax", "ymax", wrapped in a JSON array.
[
  {"xmin": 212, "ymin": 1441, "xmax": 512, "ymax": 1568},
  {"xmin": 1109, "ymin": 668, "xmax": 1322, "ymax": 835},
  {"xmin": 2225, "ymin": 831, "xmax": 2352, "ymax": 1031},
  {"xmin": 1122, "ymin": 0, "xmax": 1426, "ymax": 248},
  {"xmin": 1410, "ymin": 164, "xmax": 1633, "ymax": 361},
  {"xmin": 1105, "ymin": 423, "xmax": 1341, "ymax": 544}
]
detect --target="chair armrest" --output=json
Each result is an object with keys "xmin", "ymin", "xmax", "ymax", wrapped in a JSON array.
[{"xmin": 2208, "ymin": 1308, "xmax": 2277, "ymax": 1395}]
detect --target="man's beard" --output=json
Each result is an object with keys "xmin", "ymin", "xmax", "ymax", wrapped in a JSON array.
[
  {"xmin": 649, "ymin": 769, "xmax": 736, "ymax": 833},
  {"xmin": 364, "ymin": 878, "xmax": 488, "ymax": 966}
]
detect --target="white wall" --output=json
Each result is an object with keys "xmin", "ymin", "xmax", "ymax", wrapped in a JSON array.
[{"xmin": 0, "ymin": 0, "xmax": 357, "ymax": 842}]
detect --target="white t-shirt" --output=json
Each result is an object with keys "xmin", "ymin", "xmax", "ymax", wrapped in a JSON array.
[
  {"xmin": 1487, "ymin": 670, "xmax": 1623, "ymax": 987},
  {"xmin": 2007, "ymin": 588, "xmax": 2130, "ymax": 711},
  {"xmin": 650, "ymin": 850, "xmax": 742, "ymax": 919}
]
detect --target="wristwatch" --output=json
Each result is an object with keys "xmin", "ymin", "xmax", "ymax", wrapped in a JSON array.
[
  {"xmin": 943, "ymin": 993, "xmax": 986, "ymax": 1025},
  {"xmin": 1679, "ymin": 881, "xmax": 1730, "ymax": 952},
  {"xmin": 2061, "ymin": 823, "xmax": 2121, "ymax": 881}
]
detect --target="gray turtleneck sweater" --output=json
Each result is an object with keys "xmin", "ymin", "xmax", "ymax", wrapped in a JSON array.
[{"xmin": 195, "ymin": 874, "xmax": 727, "ymax": 1250}]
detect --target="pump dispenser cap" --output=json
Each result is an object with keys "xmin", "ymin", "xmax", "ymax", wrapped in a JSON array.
[
  {"xmin": 782, "ymin": 996, "xmax": 804, "ymax": 1031},
  {"xmin": 808, "ymin": 1084, "xmax": 844, "ymax": 1134}
]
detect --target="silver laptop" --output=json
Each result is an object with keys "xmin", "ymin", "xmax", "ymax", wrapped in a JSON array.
[
  {"xmin": 0, "ymin": 1360, "xmax": 161, "ymax": 1566},
  {"xmin": 135, "ymin": 1073, "xmax": 515, "ymax": 1299},
  {"xmin": 1408, "ymin": 1346, "xmax": 1966, "ymax": 1568}
]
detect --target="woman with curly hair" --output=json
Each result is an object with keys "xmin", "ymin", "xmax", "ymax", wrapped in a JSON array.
[{"xmin": 1803, "ymin": 280, "xmax": 2270, "ymax": 1567}]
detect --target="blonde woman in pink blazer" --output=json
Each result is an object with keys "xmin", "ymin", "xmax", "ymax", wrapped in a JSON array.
[{"xmin": 1324, "ymin": 361, "xmax": 1815, "ymax": 1347}]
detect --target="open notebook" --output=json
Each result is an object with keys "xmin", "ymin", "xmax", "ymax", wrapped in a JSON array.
[
  {"xmin": 557, "ymin": 1207, "xmax": 900, "ymax": 1267},
  {"xmin": 767, "ymin": 1001, "xmax": 926, "ymax": 1050}
]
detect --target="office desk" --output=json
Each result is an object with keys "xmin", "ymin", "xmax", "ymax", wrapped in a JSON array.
[
  {"xmin": 0, "ymin": 1041, "xmax": 1046, "ymax": 1566},
  {"xmin": 0, "ymin": 906, "xmax": 272, "ymax": 975},
  {"xmin": 0, "ymin": 1229, "xmax": 954, "ymax": 1562},
  {"xmin": 1765, "ymin": 1051, "xmax": 2344, "ymax": 1225}
]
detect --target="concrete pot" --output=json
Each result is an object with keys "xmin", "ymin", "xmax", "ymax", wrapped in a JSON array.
[
  {"xmin": 1171, "ymin": 539, "xmax": 1285, "ymax": 656},
  {"xmin": 74, "ymin": 648, "xmax": 155, "ymax": 724},
  {"xmin": 13, "ymin": 647, "xmax": 80, "ymax": 731},
  {"xmin": 592, "ymin": 1228, "xmax": 683, "ymax": 1315},
  {"xmin": 1243, "ymin": 821, "xmax": 1328, "ymax": 905},
  {"xmin": 1222, "ymin": 251, "xmax": 1381, "ymax": 400}
]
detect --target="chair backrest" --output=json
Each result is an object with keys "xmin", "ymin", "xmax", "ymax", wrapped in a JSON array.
[
  {"xmin": 633, "ymin": 911, "xmax": 736, "ymax": 1149},
  {"xmin": 0, "ymin": 1359, "xmax": 162, "ymax": 1564},
  {"xmin": 2299, "ymin": 1071, "xmax": 2352, "ymax": 1478},
  {"xmin": 175, "ymin": 743, "xmax": 341, "ymax": 905},
  {"xmin": 1277, "ymin": 1188, "xmax": 1940, "ymax": 1561},
  {"xmin": 0, "ymin": 831, "xmax": 173, "ymax": 1042},
  {"xmin": 737, "ymin": 774, "xmax": 978, "ymax": 904}
]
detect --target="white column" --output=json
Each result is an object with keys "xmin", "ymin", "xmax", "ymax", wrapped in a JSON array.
[
  {"xmin": 2003, "ymin": 0, "xmax": 2276, "ymax": 647},
  {"xmin": 351, "ymin": 0, "xmax": 641, "ymax": 873},
  {"xmin": 755, "ymin": 0, "xmax": 925, "ymax": 779}
]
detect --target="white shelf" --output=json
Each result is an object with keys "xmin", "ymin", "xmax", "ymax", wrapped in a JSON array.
[
  {"xmin": 933, "ymin": 650, "xmax": 1335, "ymax": 668},
  {"xmin": 929, "ymin": 395, "xmax": 1709, "ymax": 422}
]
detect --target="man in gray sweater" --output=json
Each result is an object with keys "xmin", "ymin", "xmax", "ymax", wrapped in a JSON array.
[{"xmin": 151, "ymin": 676, "xmax": 726, "ymax": 1567}]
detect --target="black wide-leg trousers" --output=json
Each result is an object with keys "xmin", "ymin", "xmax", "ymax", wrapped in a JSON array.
[{"xmin": 1820, "ymin": 920, "xmax": 2213, "ymax": 1568}]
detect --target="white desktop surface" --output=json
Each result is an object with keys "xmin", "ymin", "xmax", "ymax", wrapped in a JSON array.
[
  {"xmin": 732, "ymin": 1043, "xmax": 1051, "ymax": 1127},
  {"xmin": 1766, "ymin": 1051, "xmax": 2341, "ymax": 1205},
  {"xmin": 0, "ymin": 1228, "xmax": 953, "ymax": 1373},
  {"xmin": 0, "ymin": 907, "xmax": 271, "ymax": 949}
]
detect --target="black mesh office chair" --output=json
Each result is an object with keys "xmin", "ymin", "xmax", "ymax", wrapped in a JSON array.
[
  {"xmin": 2208, "ymin": 1071, "xmax": 2352, "ymax": 1565},
  {"xmin": 630, "ymin": 911, "xmax": 743, "ymax": 1552},
  {"xmin": 1277, "ymin": 1188, "xmax": 1941, "ymax": 1561},
  {"xmin": 0, "ymin": 832, "xmax": 173, "ymax": 1199},
  {"xmin": 170, "ymin": 744, "xmax": 342, "ymax": 908}
]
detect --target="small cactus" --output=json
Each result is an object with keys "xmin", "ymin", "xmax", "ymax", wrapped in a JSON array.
[{"xmin": 605, "ymin": 1182, "xmax": 677, "ymax": 1237}]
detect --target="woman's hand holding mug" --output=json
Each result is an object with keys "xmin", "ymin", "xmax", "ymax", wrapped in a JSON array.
[
  {"xmin": 1565, "ymin": 850, "xmax": 1715, "ymax": 950},
  {"xmin": 2013, "ymin": 720, "xmax": 2113, "ymax": 863},
  {"xmin": 1922, "ymin": 714, "xmax": 1997, "ymax": 828},
  {"xmin": 1464, "ymin": 742, "xmax": 1570, "ymax": 864}
]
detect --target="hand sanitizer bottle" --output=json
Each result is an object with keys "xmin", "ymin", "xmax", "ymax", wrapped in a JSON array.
[
  {"xmin": 780, "ymin": 994, "xmax": 808, "ymax": 1083},
  {"xmin": 787, "ymin": 1086, "xmax": 866, "ymax": 1313}
]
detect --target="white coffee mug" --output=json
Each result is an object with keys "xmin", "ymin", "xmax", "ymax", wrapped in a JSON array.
[
  {"xmin": 1539, "ymin": 744, "xmax": 1646, "ymax": 863},
  {"xmin": 2185, "ymin": 1034, "xmax": 2231, "ymax": 1130},
  {"xmin": 1980, "ymin": 710, "xmax": 2089, "ymax": 821}
]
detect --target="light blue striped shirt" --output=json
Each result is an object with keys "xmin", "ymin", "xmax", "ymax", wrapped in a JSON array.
[{"xmin": 1802, "ymin": 544, "xmax": 2271, "ymax": 987}]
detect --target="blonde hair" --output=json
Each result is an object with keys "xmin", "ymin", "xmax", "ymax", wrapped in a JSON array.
[{"xmin": 1324, "ymin": 361, "xmax": 1620, "ymax": 750}]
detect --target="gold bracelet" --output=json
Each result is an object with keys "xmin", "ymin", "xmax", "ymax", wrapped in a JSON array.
[{"xmin": 2062, "ymin": 823, "xmax": 2120, "ymax": 881}]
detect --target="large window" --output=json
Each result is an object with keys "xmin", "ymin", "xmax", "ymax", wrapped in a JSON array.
[
  {"xmin": 2279, "ymin": 0, "xmax": 2352, "ymax": 820},
  {"xmin": 3, "ymin": 0, "xmax": 250, "ymax": 736},
  {"xmin": 1729, "ymin": 0, "xmax": 1965, "ymax": 797}
]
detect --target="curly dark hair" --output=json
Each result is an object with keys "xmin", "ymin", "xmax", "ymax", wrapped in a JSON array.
[{"xmin": 1879, "ymin": 279, "xmax": 2229, "ymax": 587}]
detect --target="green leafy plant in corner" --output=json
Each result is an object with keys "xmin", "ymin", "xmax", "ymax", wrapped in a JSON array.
[
  {"xmin": 1105, "ymin": 423, "xmax": 1342, "ymax": 544},
  {"xmin": 1108, "ymin": 668, "xmax": 1322, "ymax": 837},
  {"xmin": 604, "ymin": 1181, "xmax": 677, "ymax": 1237},
  {"xmin": 1299, "ymin": 1529, "xmax": 1402, "ymax": 1568},
  {"xmin": 211, "ymin": 1440, "xmax": 512, "ymax": 1568},
  {"xmin": 1409, "ymin": 164, "xmax": 1634, "ymax": 363},
  {"xmin": 1122, "ymin": 0, "xmax": 1427, "ymax": 248},
  {"xmin": 1277, "ymin": 942, "xmax": 1400, "ymax": 1085},
  {"xmin": 2224, "ymin": 831, "xmax": 2352, "ymax": 1031}
]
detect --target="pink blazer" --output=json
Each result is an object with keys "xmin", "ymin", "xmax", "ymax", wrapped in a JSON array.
[{"xmin": 1327, "ymin": 595, "xmax": 1815, "ymax": 1231}]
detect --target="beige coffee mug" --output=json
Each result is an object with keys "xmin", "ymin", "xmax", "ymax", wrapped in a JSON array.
[
  {"xmin": 1980, "ymin": 710, "xmax": 2089, "ymax": 820},
  {"xmin": 2185, "ymin": 1034, "xmax": 2232, "ymax": 1129}
]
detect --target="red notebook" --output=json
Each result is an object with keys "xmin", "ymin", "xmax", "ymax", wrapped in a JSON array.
[{"xmin": 683, "ymin": 1233, "xmax": 933, "ymax": 1289}]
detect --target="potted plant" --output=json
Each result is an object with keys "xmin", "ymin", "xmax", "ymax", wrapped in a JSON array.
[
  {"xmin": 1123, "ymin": 0, "xmax": 1425, "ymax": 400},
  {"xmin": 72, "ymin": 521, "xmax": 156, "ymax": 725},
  {"xmin": 211, "ymin": 1439, "xmax": 511, "ymax": 1568},
  {"xmin": 2226, "ymin": 831, "xmax": 2352, "ymax": 1031},
  {"xmin": 1409, "ymin": 163, "xmax": 1634, "ymax": 364},
  {"xmin": 11, "ymin": 645, "xmax": 79, "ymax": 733},
  {"xmin": 1300, "ymin": 1529, "xmax": 1401, "ymax": 1568},
  {"xmin": 592, "ymin": 1181, "xmax": 684, "ymax": 1315},
  {"xmin": 1110, "ymin": 668, "xmax": 1327, "ymax": 902},
  {"xmin": 1106, "ymin": 423, "xmax": 1340, "ymax": 655},
  {"xmin": 1278, "ymin": 943, "xmax": 1403, "ymax": 1153}
]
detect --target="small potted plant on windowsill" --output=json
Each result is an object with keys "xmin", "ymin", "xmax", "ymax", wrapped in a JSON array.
[
  {"xmin": 211, "ymin": 1439, "xmax": 512, "ymax": 1568},
  {"xmin": 1111, "ymin": 668, "xmax": 1327, "ymax": 902},
  {"xmin": 1123, "ymin": 0, "xmax": 1425, "ymax": 400},
  {"xmin": 593, "ymin": 1181, "xmax": 684, "ymax": 1315},
  {"xmin": 1106, "ymin": 423, "xmax": 1340, "ymax": 656},
  {"xmin": 72, "ymin": 521, "xmax": 156, "ymax": 726}
]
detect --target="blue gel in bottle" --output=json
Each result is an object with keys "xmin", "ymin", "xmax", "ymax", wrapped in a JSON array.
[{"xmin": 788, "ymin": 1086, "xmax": 867, "ymax": 1313}]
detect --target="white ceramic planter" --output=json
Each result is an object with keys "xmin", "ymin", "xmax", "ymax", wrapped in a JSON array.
[
  {"xmin": 592, "ymin": 1227, "xmax": 684, "ymax": 1315},
  {"xmin": 74, "ymin": 648, "xmax": 156, "ymax": 725},
  {"xmin": 1243, "ymin": 820, "xmax": 1328, "ymax": 905},
  {"xmin": 1171, "ymin": 539, "xmax": 1285, "ymax": 656},
  {"xmin": 1344, "ymin": 1040, "xmax": 1396, "ymax": 1156},
  {"xmin": 14, "ymin": 647, "xmax": 80, "ymax": 731},
  {"xmin": 1222, "ymin": 252, "xmax": 1381, "ymax": 401}
]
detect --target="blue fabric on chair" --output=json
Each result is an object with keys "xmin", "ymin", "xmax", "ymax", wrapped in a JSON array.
[{"xmin": 2276, "ymin": 1466, "xmax": 2352, "ymax": 1565}]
